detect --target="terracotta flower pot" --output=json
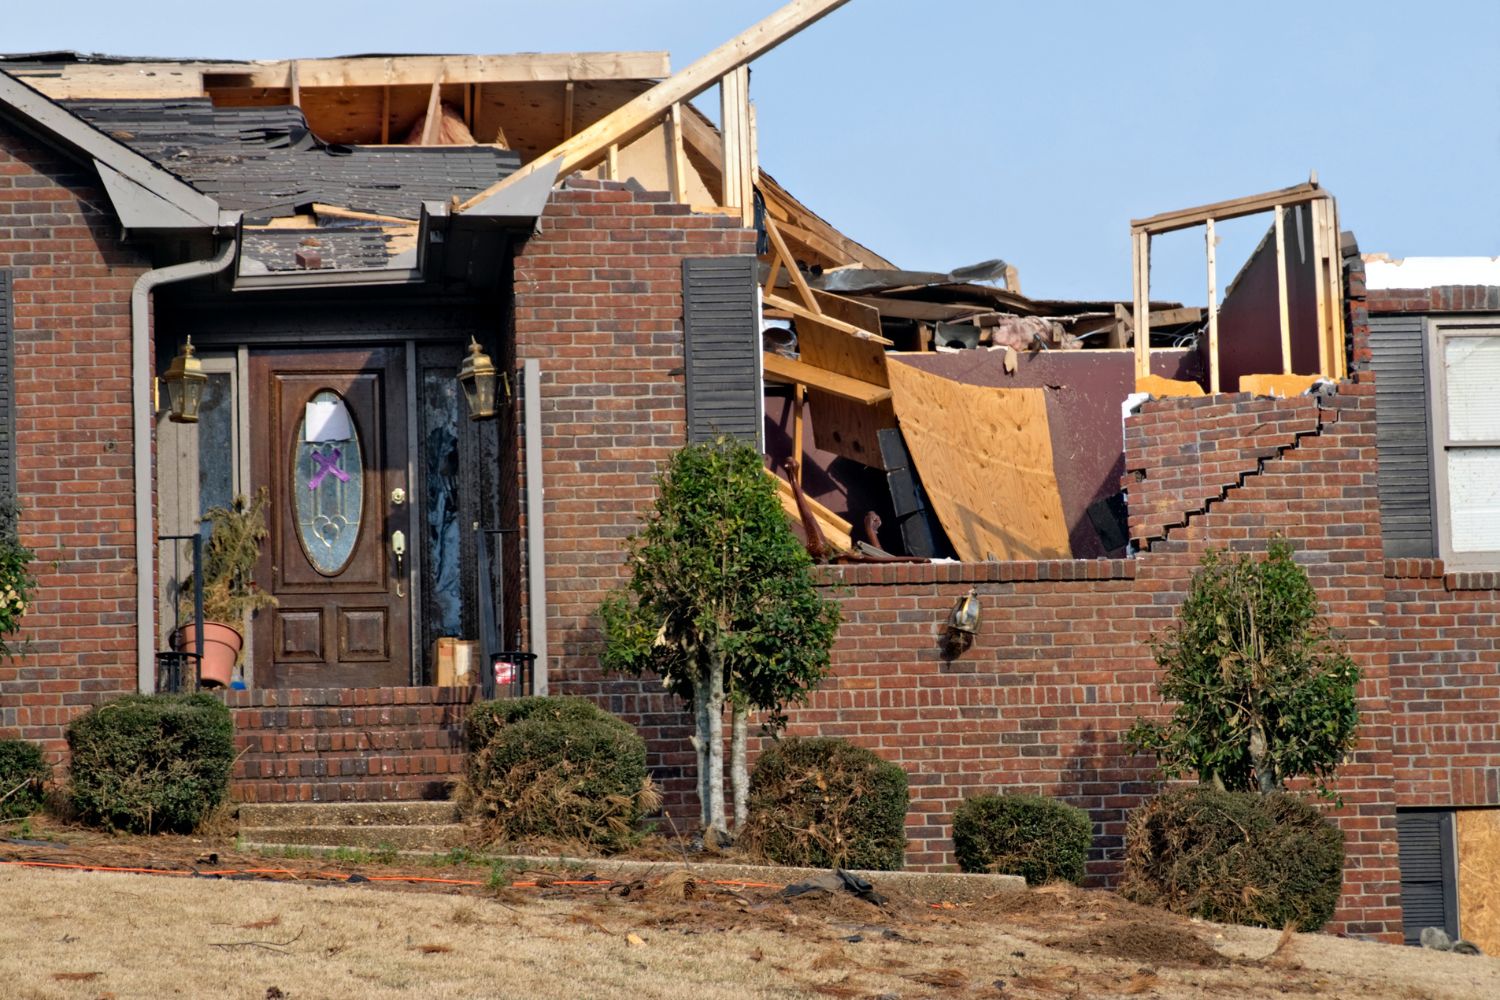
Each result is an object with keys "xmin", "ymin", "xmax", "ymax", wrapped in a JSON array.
[{"xmin": 172, "ymin": 621, "xmax": 243, "ymax": 688}]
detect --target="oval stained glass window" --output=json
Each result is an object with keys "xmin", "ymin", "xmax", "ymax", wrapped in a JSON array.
[{"xmin": 293, "ymin": 390, "xmax": 363, "ymax": 574}]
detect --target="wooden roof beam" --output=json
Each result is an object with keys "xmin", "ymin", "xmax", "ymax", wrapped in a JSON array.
[
  {"xmin": 1131, "ymin": 179, "xmax": 1328, "ymax": 236},
  {"xmin": 14, "ymin": 52, "xmax": 674, "ymax": 100},
  {"xmin": 457, "ymin": 0, "xmax": 854, "ymax": 212}
]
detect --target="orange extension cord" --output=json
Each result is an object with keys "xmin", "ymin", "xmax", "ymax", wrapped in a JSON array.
[{"xmin": 0, "ymin": 858, "xmax": 785, "ymax": 892}]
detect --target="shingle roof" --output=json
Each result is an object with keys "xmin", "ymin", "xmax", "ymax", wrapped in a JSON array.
[
  {"xmin": 64, "ymin": 98, "xmax": 521, "ymax": 219},
  {"xmin": 241, "ymin": 227, "xmax": 401, "ymax": 273}
]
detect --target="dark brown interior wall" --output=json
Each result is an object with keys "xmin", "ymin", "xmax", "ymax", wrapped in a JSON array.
[{"xmin": 1216, "ymin": 203, "xmax": 1322, "ymax": 389}]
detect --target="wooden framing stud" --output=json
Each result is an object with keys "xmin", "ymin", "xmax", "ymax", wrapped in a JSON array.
[
  {"xmin": 792, "ymin": 383, "xmax": 806, "ymax": 486},
  {"xmin": 289, "ymin": 60, "xmax": 301, "ymax": 107},
  {"xmin": 605, "ymin": 143, "xmax": 620, "ymax": 181},
  {"xmin": 562, "ymin": 81, "xmax": 575, "ymax": 140},
  {"xmin": 665, "ymin": 103, "xmax": 688, "ymax": 204},
  {"xmin": 380, "ymin": 84, "xmax": 390, "ymax": 144},
  {"xmin": 1132, "ymin": 231, "xmax": 1151, "ymax": 379},
  {"xmin": 1206, "ymin": 217, "xmax": 1220, "ymax": 394},
  {"xmin": 420, "ymin": 71, "xmax": 444, "ymax": 146},
  {"xmin": 764, "ymin": 216, "xmax": 820, "ymax": 314},
  {"xmin": 1274, "ymin": 204, "xmax": 1292, "ymax": 375}
]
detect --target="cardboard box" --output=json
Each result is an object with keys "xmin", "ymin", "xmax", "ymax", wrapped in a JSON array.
[{"xmin": 433, "ymin": 638, "xmax": 477, "ymax": 687}]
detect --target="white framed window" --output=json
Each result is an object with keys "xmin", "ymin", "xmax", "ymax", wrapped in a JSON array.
[{"xmin": 1429, "ymin": 318, "xmax": 1500, "ymax": 570}]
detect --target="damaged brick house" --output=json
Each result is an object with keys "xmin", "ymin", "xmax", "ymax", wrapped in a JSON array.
[{"xmin": 0, "ymin": 0, "xmax": 1497, "ymax": 948}]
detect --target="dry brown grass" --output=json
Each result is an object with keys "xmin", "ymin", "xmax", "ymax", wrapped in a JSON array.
[{"xmin": 2, "ymin": 853, "xmax": 1500, "ymax": 999}]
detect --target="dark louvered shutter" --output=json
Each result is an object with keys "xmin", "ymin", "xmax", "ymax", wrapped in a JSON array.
[
  {"xmin": 682, "ymin": 256, "xmax": 760, "ymax": 444},
  {"xmin": 1396, "ymin": 810, "xmax": 1458, "ymax": 945},
  {"xmin": 0, "ymin": 270, "xmax": 14, "ymax": 534},
  {"xmin": 1370, "ymin": 316, "xmax": 1435, "ymax": 558}
]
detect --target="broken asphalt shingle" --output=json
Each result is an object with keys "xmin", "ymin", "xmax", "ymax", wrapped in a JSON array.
[{"xmin": 65, "ymin": 98, "xmax": 520, "ymax": 219}]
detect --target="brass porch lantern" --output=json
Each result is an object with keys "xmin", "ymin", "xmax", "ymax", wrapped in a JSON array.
[
  {"xmin": 457, "ymin": 337, "xmax": 499, "ymax": 421},
  {"xmin": 948, "ymin": 588, "xmax": 982, "ymax": 636},
  {"xmin": 940, "ymin": 587, "xmax": 982, "ymax": 659},
  {"xmin": 162, "ymin": 337, "xmax": 207, "ymax": 423}
]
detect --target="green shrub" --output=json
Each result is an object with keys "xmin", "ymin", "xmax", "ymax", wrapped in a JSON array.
[
  {"xmin": 1126, "ymin": 540, "xmax": 1359, "ymax": 799},
  {"xmin": 0, "ymin": 738, "xmax": 50, "ymax": 819},
  {"xmin": 463, "ymin": 696, "xmax": 657, "ymax": 853},
  {"xmin": 952, "ymin": 793, "xmax": 1092, "ymax": 885},
  {"xmin": 66, "ymin": 693, "xmax": 234, "ymax": 834},
  {"xmin": 1120, "ymin": 786, "xmax": 1345, "ymax": 931},
  {"xmin": 743, "ymin": 737, "xmax": 908, "ymax": 871}
]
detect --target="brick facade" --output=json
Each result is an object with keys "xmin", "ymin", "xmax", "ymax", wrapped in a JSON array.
[
  {"xmin": 509, "ymin": 179, "xmax": 759, "ymax": 810},
  {"xmin": 3, "ymin": 110, "xmax": 1498, "ymax": 945},
  {"xmin": 0, "ymin": 125, "xmax": 147, "ymax": 748}
]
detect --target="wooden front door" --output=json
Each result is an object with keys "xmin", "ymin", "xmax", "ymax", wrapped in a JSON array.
[{"xmin": 251, "ymin": 347, "xmax": 411, "ymax": 687}]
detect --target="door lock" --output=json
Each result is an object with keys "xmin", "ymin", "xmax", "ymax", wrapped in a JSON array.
[
  {"xmin": 390, "ymin": 487, "xmax": 406, "ymax": 506},
  {"xmin": 391, "ymin": 530, "xmax": 407, "ymax": 597}
]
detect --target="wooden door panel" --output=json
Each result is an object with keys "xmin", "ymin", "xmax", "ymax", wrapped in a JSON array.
[{"xmin": 251, "ymin": 347, "xmax": 410, "ymax": 688}]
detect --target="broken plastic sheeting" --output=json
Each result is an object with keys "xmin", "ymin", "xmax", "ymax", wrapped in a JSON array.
[{"xmin": 813, "ymin": 259, "xmax": 1012, "ymax": 295}]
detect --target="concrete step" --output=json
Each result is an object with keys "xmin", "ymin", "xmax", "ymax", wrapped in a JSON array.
[
  {"xmin": 241, "ymin": 823, "xmax": 467, "ymax": 852},
  {"xmin": 240, "ymin": 800, "xmax": 460, "ymax": 829}
]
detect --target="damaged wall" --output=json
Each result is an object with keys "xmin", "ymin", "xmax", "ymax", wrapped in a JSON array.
[
  {"xmin": 892, "ymin": 348, "xmax": 1201, "ymax": 557},
  {"xmin": 774, "ymin": 382, "xmax": 1402, "ymax": 940}
]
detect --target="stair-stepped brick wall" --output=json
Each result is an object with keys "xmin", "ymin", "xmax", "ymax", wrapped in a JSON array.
[
  {"xmin": 1124, "ymin": 394, "xmax": 1321, "ymax": 546},
  {"xmin": 226, "ymin": 687, "xmax": 476, "ymax": 803}
]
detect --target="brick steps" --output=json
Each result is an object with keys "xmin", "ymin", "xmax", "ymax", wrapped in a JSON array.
[
  {"xmin": 238, "ymin": 800, "xmax": 467, "ymax": 855},
  {"xmin": 223, "ymin": 686, "xmax": 477, "ymax": 803}
]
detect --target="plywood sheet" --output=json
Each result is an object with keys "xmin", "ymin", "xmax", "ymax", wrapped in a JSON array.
[
  {"xmin": 808, "ymin": 393, "xmax": 896, "ymax": 470},
  {"xmin": 797, "ymin": 314, "xmax": 889, "ymax": 386},
  {"xmin": 1458, "ymin": 809, "xmax": 1500, "ymax": 954},
  {"xmin": 887, "ymin": 361, "xmax": 1070, "ymax": 561}
]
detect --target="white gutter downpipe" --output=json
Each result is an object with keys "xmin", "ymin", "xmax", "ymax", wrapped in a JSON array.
[{"xmin": 131, "ymin": 236, "xmax": 239, "ymax": 694}]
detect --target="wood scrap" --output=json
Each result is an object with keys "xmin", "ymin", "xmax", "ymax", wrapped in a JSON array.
[
  {"xmin": 1135, "ymin": 374, "xmax": 1205, "ymax": 398},
  {"xmin": 1237, "ymin": 373, "xmax": 1322, "ymax": 398},
  {"xmin": 762, "ymin": 353, "xmax": 891, "ymax": 405}
]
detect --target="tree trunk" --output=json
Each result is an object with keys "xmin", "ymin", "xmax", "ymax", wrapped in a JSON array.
[
  {"xmin": 705, "ymin": 647, "xmax": 728, "ymax": 838},
  {"xmin": 692, "ymin": 675, "xmax": 710, "ymax": 828},
  {"xmin": 731, "ymin": 702, "xmax": 749, "ymax": 832}
]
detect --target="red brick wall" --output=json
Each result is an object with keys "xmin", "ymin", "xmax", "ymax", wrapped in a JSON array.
[
  {"xmin": 0, "ymin": 125, "xmax": 147, "ymax": 748},
  {"xmin": 1385, "ymin": 559, "xmax": 1500, "ymax": 806}
]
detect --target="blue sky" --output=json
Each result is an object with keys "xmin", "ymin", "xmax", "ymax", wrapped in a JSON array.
[{"xmin": 6, "ymin": 0, "xmax": 1497, "ymax": 303}]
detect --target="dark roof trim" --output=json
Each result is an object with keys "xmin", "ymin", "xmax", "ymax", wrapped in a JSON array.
[
  {"xmin": 0, "ymin": 69, "xmax": 224, "ymax": 230},
  {"xmin": 461, "ymin": 156, "xmax": 561, "ymax": 226}
]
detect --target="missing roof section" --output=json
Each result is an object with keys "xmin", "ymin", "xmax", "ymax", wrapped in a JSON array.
[{"xmin": 64, "ymin": 98, "xmax": 521, "ymax": 221}]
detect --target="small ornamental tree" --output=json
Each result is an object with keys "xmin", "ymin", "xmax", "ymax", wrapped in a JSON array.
[
  {"xmin": 599, "ymin": 438, "xmax": 841, "ymax": 838},
  {"xmin": 1126, "ymin": 540, "xmax": 1359, "ymax": 798}
]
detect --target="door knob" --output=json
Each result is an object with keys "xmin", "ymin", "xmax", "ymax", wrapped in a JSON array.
[
  {"xmin": 390, "ymin": 487, "xmax": 406, "ymax": 506},
  {"xmin": 391, "ymin": 530, "xmax": 407, "ymax": 597}
]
